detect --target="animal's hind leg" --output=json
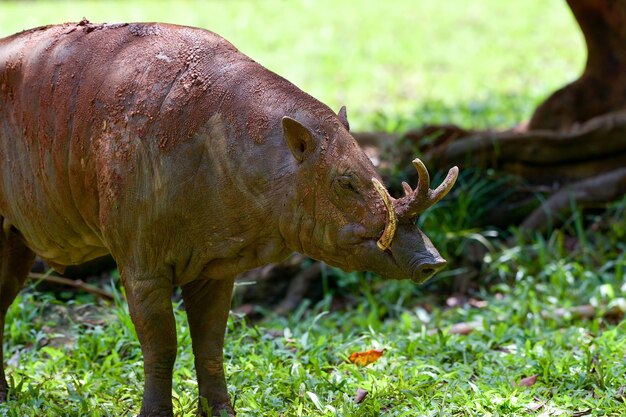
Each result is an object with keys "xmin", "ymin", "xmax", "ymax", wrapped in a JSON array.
[{"xmin": 0, "ymin": 222, "xmax": 35, "ymax": 401}]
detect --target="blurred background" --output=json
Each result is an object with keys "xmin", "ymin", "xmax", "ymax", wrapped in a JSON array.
[{"xmin": 2, "ymin": 1, "xmax": 625, "ymax": 415}]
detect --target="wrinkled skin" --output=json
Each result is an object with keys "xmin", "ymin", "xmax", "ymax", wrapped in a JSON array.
[{"xmin": 0, "ymin": 21, "xmax": 450, "ymax": 416}]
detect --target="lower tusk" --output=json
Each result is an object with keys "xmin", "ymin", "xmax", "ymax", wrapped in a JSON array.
[{"xmin": 371, "ymin": 178, "xmax": 397, "ymax": 251}]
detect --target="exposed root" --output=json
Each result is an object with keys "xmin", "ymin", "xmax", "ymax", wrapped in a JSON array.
[
  {"xmin": 28, "ymin": 272, "xmax": 114, "ymax": 302},
  {"xmin": 420, "ymin": 111, "xmax": 626, "ymax": 183},
  {"xmin": 521, "ymin": 168, "xmax": 626, "ymax": 231}
]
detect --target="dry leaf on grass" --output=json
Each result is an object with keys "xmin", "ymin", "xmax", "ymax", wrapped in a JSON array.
[
  {"xmin": 348, "ymin": 349, "xmax": 384, "ymax": 366},
  {"xmin": 354, "ymin": 387, "xmax": 368, "ymax": 403},
  {"xmin": 515, "ymin": 374, "xmax": 538, "ymax": 387},
  {"xmin": 525, "ymin": 401, "xmax": 544, "ymax": 412}
]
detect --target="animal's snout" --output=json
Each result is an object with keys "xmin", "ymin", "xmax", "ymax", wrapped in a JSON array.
[{"xmin": 412, "ymin": 258, "xmax": 447, "ymax": 283}]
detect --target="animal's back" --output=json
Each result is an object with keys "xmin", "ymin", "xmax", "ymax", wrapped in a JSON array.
[
  {"xmin": 0, "ymin": 22, "xmax": 245, "ymax": 267},
  {"xmin": 0, "ymin": 20, "xmax": 336, "ymax": 270}
]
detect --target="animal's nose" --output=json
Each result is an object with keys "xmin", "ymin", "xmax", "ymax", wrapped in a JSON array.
[{"xmin": 414, "ymin": 259, "xmax": 447, "ymax": 282}]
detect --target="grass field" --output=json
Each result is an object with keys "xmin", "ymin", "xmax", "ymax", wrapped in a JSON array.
[{"xmin": 1, "ymin": 1, "xmax": 624, "ymax": 416}]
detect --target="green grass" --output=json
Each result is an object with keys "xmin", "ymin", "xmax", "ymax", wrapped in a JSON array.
[
  {"xmin": 1, "ymin": 1, "xmax": 624, "ymax": 416},
  {"xmin": 3, "ymin": 202, "xmax": 626, "ymax": 416}
]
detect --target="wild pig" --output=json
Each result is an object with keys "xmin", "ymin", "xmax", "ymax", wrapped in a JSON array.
[{"xmin": 0, "ymin": 21, "xmax": 457, "ymax": 416}]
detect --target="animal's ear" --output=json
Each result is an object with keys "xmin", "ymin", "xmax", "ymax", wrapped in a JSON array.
[
  {"xmin": 282, "ymin": 116, "xmax": 316, "ymax": 163},
  {"xmin": 338, "ymin": 105, "xmax": 350, "ymax": 131}
]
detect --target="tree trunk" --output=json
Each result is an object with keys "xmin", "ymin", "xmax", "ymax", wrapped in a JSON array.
[{"xmin": 529, "ymin": 0, "xmax": 626, "ymax": 130}]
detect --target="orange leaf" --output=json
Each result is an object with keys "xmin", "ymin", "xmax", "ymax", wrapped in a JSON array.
[{"xmin": 348, "ymin": 349, "xmax": 384, "ymax": 366}]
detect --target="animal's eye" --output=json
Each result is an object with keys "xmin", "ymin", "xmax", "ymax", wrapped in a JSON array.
[{"xmin": 336, "ymin": 175, "xmax": 359, "ymax": 194}]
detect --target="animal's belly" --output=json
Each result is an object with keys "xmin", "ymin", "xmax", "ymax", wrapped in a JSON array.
[
  {"xmin": 0, "ymin": 162, "xmax": 108, "ymax": 267},
  {"xmin": 25, "ymin": 228, "xmax": 108, "ymax": 267},
  {"xmin": 5, "ymin": 210, "xmax": 109, "ymax": 267}
]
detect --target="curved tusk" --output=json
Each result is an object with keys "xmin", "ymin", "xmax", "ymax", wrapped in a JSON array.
[
  {"xmin": 401, "ymin": 181, "xmax": 413, "ymax": 196},
  {"xmin": 429, "ymin": 166, "xmax": 459, "ymax": 204},
  {"xmin": 412, "ymin": 158, "xmax": 431, "ymax": 196},
  {"xmin": 371, "ymin": 177, "xmax": 397, "ymax": 251}
]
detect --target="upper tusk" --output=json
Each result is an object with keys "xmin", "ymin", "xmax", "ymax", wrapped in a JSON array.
[
  {"xmin": 429, "ymin": 166, "xmax": 459, "ymax": 204},
  {"xmin": 371, "ymin": 177, "xmax": 397, "ymax": 251},
  {"xmin": 412, "ymin": 158, "xmax": 431, "ymax": 196}
]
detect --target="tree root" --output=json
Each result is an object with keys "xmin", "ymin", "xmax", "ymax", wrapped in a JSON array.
[
  {"xmin": 234, "ymin": 254, "xmax": 323, "ymax": 313},
  {"xmin": 28, "ymin": 272, "xmax": 114, "ymax": 302},
  {"xmin": 419, "ymin": 110, "xmax": 626, "ymax": 183},
  {"xmin": 521, "ymin": 167, "xmax": 626, "ymax": 231}
]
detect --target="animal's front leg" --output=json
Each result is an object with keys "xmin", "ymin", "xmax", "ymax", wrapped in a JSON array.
[
  {"xmin": 121, "ymin": 268, "xmax": 177, "ymax": 417},
  {"xmin": 182, "ymin": 276, "xmax": 235, "ymax": 417}
]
